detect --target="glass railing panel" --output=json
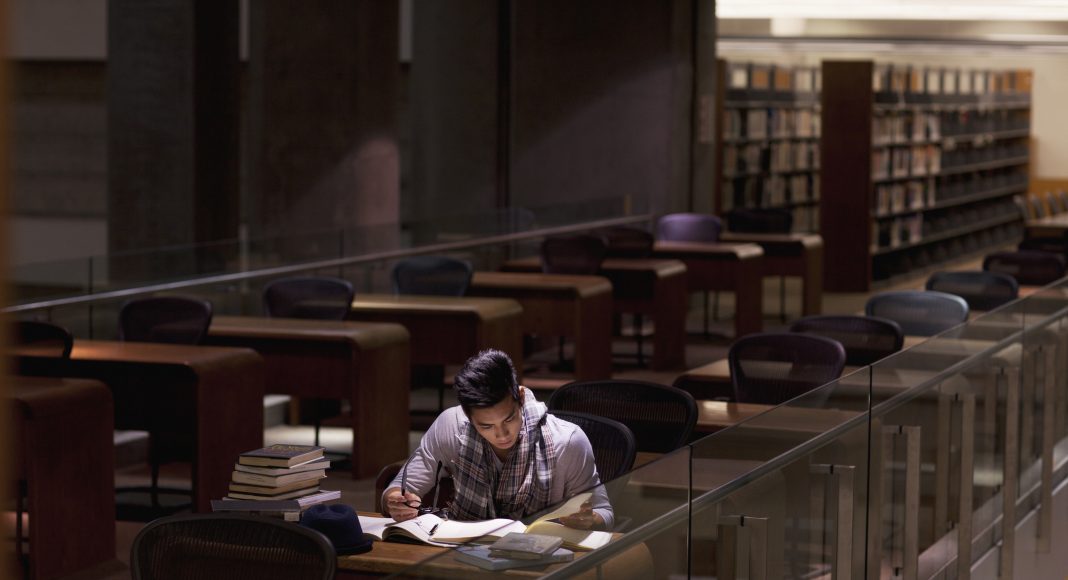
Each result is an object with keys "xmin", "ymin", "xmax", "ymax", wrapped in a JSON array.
[
  {"xmin": 688, "ymin": 371, "xmax": 871, "ymax": 579},
  {"xmin": 376, "ymin": 445, "xmax": 692, "ymax": 579}
]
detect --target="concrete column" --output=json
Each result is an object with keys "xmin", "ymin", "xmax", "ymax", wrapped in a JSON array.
[
  {"xmin": 247, "ymin": 0, "xmax": 400, "ymax": 241},
  {"xmin": 107, "ymin": 0, "xmax": 240, "ymax": 278}
]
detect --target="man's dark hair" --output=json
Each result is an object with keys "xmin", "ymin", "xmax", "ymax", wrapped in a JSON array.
[{"xmin": 454, "ymin": 349, "xmax": 519, "ymax": 413}]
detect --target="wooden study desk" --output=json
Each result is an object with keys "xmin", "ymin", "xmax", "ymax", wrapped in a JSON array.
[
  {"xmin": 719, "ymin": 232, "xmax": 824, "ymax": 316},
  {"xmin": 205, "ymin": 316, "xmax": 411, "ymax": 478},
  {"xmin": 467, "ymin": 272, "xmax": 614, "ymax": 381},
  {"xmin": 15, "ymin": 340, "xmax": 264, "ymax": 512},
  {"xmin": 348, "ymin": 294, "xmax": 525, "ymax": 373},
  {"xmin": 1025, "ymin": 213, "xmax": 1068, "ymax": 238},
  {"xmin": 10, "ymin": 376, "xmax": 115, "ymax": 580},
  {"xmin": 651, "ymin": 240, "xmax": 765, "ymax": 338},
  {"xmin": 336, "ymin": 533, "xmax": 653, "ymax": 579},
  {"xmin": 695, "ymin": 400, "xmax": 859, "ymax": 435},
  {"xmin": 499, "ymin": 257, "xmax": 688, "ymax": 370}
]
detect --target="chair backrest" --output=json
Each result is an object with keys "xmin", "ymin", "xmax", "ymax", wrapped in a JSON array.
[
  {"xmin": 548, "ymin": 380, "xmax": 698, "ymax": 453},
  {"xmin": 130, "ymin": 512, "xmax": 335, "ymax": 580},
  {"xmin": 119, "ymin": 296, "xmax": 213, "ymax": 345},
  {"xmin": 728, "ymin": 333, "xmax": 847, "ymax": 405},
  {"xmin": 656, "ymin": 213, "xmax": 722, "ymax": 243},
  {"xmin": 548, "ymin": 410, "xmax": 637, "ymax": 481},
  {"xmin": 14, "ymin": 320, "xmax": 74, "ymax": 357},
  {"xmin": 725, "ymin": 208, "xmax": 793, "ymax": 234},
  {"xmin": 540, "ymin": 234, "xmax": 608, "ymax": 275},
  {"xmin": 1013, "ymin": 194, "xmax": 1031, "ymax": 220},
  {"xmin": 864, "ymin": 290, "xmax": 969, "ymax": 336},
  {"xmin": 372, "ymin": 460, "xmax": 453, "ymax": 516},
  {"xmin": 1059, "ymin": 190, "xmax": 1068, "ymax": 215},
  {"xmin": 984, "ymin": 250, "xmax": 1068, "ymax": 286},
  {"xmin": 392, "ymin": 255, "xmax": 473, "ymax": 297},
  {"xmin": 599, "ymin": 226, "xmax": 654, "ymax": 259},
  {"xmin": 925, "ymin": 270, "xmax": 1019, "ymax": 312},
  {"xmin": 263, "ymin": 276, "xmax": 355, "ymax": 320},
  {"xmin": 1047, "ymin": 191, "xmax": 1065, "ymax": 215},
  {"xmin": 789, "ymin": 315, "xmax": 904, "ymax": 366},
  {"xmin": 1031, "ymin": 195, "xmax": 1048, "ymax": 219}
]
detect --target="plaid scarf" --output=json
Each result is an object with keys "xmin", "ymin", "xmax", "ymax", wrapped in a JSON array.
[{"xmin": 449, "ymin": 390, "xmax": 556, "ymax": 521}]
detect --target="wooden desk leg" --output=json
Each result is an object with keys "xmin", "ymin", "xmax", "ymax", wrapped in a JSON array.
[
  {"xmin": 574, "ymin": 292, "xmax": 614, "ymax": 381},
  {"xmin": 351, "ymin": 340, "xmax": 410, "ymax": 478},
  {"xmin": 652, "ymin": 274, "xmax": 688, "ymax": 370},
  {"xmin": 734, "ymin": 258, "xmax": 765, "ymax": 338},
  {"xmin": 802, "ymin": 245, "xmax": 823, "ymax": 316}
]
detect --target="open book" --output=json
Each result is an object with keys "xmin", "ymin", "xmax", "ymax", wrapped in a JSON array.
[{"xmin": 359, "ymin": 492, "xmax": 612, "ymax": 551}]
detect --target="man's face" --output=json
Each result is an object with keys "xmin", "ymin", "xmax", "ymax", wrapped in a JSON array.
[{"xmin": 468, "ymin": 388, "xmax": 524, "ymax": 454}]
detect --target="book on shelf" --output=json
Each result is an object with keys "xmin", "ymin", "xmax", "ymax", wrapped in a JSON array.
[
  {"xmin": 211, "ymin": 489, "xmax": 341, "ymax": 512},
  {"xmin": 234, "ymin": 457, "xmax": 329, "ymax": 476},
  {"xmin": 489, "ymin": 532, "xmax": 564, "ymax": 559},
  {"xmin": 238, "ymin": 444, "xmax": 324, "ymax": 468},
  {"xmin": 454, "ymin": 545, "xmax": 574, "ymax": 571},
  {"xmin": 357, "ymin": 492, "xmax": 611, "ymax": 551},
  {"xmin": 228, "ymin": 477, "xmax": 323, "ymax": 496},
  {"xmin": 231, "ymin": 467, "xmax": 326, "ymax": 487}
]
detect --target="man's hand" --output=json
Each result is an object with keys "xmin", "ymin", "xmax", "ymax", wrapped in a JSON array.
[
  {"xmin": 384, "ymin": 487, "xmax": 422, "ymax": 522},
  {"xmin": 558, "ymin": 500, "xmax": 605, "ymax": 530}
]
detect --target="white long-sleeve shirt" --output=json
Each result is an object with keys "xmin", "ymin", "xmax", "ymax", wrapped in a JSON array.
[{"xmin": 384, "ymin": 404, "xmax": 615, "ymax": 529}]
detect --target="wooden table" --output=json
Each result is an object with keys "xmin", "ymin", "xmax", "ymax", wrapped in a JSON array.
[
  {"xmin": 336, "ymin": 532, "xmax": 653, "ymax": 579},
  {"xmin": 348, "ymin": 294, "xmax": 525, "ymax": 373},
  {"xmin": 10, "ymin": 376, "xmax": 115, "ymax": 580},
  {"xmin": 1025, "ymin": 213, "xmax": 1068, "ymax": 238},
  {"xmin": 499, "ymin": 257, "xmax": 688, "ymax": 370},
  {"xmin": 205, "ymin": 316, "xmax": 411, "ymax": 478},
  {"xmin": 651, "ymin": 241, "xmax": 765, "ymax": 338},
  {"xmin": 719, "ymin": 232, "xmax": 824, "ymax": 316},
  {"xmin": 467, "ymin": 272, "xmax": 613, "ymax": 382},
  {"xmin": 15, "ymin": 340, "xmax": 264, "ymax": 512},
  {"xmin": 695, "ymin": 399, "xmax": 860, "ymax": 435}
]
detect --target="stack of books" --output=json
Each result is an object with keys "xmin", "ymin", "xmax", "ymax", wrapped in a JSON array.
[{"xmin": 211, "ymin": 444, "xmax": 340, "ymax": 521}]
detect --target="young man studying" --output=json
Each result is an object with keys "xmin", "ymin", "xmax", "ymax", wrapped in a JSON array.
[{"xmin": 383, "ymin": 349, "xmax": 613, "ymax": 530}]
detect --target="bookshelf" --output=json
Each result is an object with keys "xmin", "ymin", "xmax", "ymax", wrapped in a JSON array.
[
  {"xmin": 716, "ymin": 61, "xmax": 822, "ymax": 232},
  {"xmin": 820, "ymin": 61, "xmax": 1031, "ymax": 291}
]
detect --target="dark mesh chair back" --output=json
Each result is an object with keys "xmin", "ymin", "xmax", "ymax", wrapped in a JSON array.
[
  {"xmin": 789, "ymin": 315, "xmax": 904, "ymax": 366},
  {"xmin": 1059, "ymin": 190, "xmax": 1068, "ymax": 215},
  {"xmin": 656, "ymin": 213, "xmax": 722, "ymax": 242},
  {"xmin": 725, "ymin": 208, "xmax": 793, "ymax": 234},
  {"xmin": 1013, "ymin": 194, "xmax": 1031, "ymax": 219},
  {"xmin": 119, "ymin": 296, "xmax": 213, "ymax": 345},
  {"xmin": 1031, "ymin": 196, "xmax": 1048, "ymax": 219},
  {"xmin": 1047, "ymin": 191, "xmax": 1065, "ymax": 215},
  {"xmin": 263, "ymin": 276, "xmax": 354, "ymax": 320},
  {"xmin": 865, "ymin": 290, "xmax": 969, "ymax": 336},
  {"xmin": 600, "ymin": 226, "xmax": 654, "ymax": 259},
  {"xmin": 540, "ymin": 234, "xmax": 608, "ymax": 275},
  {"xmin": 728, "ymin": 333, "xmax": 846, "ymax": 405},
  {"xmin": 392, "ymin": 256, "xmax": 473, "ymax": 297},
  {"xmin": 130, "ymin": 513, "xmax": 335, "ymax": 580},
  {"xmin": 14, "ymin": 320, "xmax": 74, "ymax": 357},
  {"xmin": 548, "ymin": 380, "xmax": 697, "ymax": 453},
  {"xmin": 984, "ymin": 250, "xmax": 1068, "ymax": 286},
  {"xmin": 925, "ymin": 270, "xmax": 1019, "ymax": 312},
  {"xmin": 548, "ymin": 410, "xmax": 637, "ymax": 481}
]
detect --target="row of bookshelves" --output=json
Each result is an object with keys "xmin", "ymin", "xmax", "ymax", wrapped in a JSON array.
[
  {"xmin": 871, "ymin": 222, "xmax": 1023, "ymax": 282},
  {"xmin": 872, "ymin": 64, "xmax": 1031, "ymax": 104},
  {"xmin": 875, "ymin": 180, "xmax": 1028, "ymax": 219},
  {"xmin": 721, "ymin": 173, "xmax": 820, "ymax": 212},
  {"xmin": 723, "ymin": 108, "xmax": 821, "ymax": 141},
  {"xmin": 723, "ymin": 142, "xmax": 819, "ymax": 176},
  {"xmin": 872, "ymin": 147, "xmax": 1028, "ymax": 182},
  {"xmin": 871, "ymin": 198, "xmax": 1019, "ymax": 254}
]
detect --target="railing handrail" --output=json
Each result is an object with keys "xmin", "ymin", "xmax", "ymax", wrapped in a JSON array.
[{"xmin": 5, "ymin": 214, "xmax": 652, "ymax": 314}]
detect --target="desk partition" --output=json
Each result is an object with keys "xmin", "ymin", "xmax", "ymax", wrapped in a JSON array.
[{"xmin": 386, "ymin": 280, "xmax": 1068, "ymax": 579}]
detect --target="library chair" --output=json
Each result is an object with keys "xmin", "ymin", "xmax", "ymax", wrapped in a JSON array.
[
  {"xmin": 392, "ymin": 255, "xmax": 473, "ymax": 297},
  {"xmin": 599, "ymin": 226, "xmax": 655, "ymax": 365},
  {"xmin": 984, "ymin": 250, "xmax": 1068, "ymax": 286},
  {"xmin": 1030, "ymin": 195, "xmax": 1048, "ymax": 219},
  {"xmin": 549, "ymin": 410, "xmax": 637, "ymax": 481},
  {"xmin": 13, "ymin": 319, "xmax": 73, "ymax": 358},
  {"xmin": 539, "ymin": 233, "xmax": 608, "ymax": 275},
  {"xmin": 130, "ymin": 512, "xmax": 335, "ymax": 580},
  {"xmin": 925, "ymin": 270, "xmax": 1019, "ymax": 312},
  {"xmin": 789, "ymin": 315, "xmax": 904, "ymax": 366},
  {"xmin": 656, "ymin": 213, "xmax": 723, "ymax": 335},
  {"xmin": 1013, "ymin": 194, "xmax": 1031, "ymax": 219},
  {"xmin": 1046, "ymin": 190, "xmax": 1065, "ymax": 215},
  {"xmin": 118, "ymin": 295, "xmax": 214, "ymax": 514},
  {"xmin": 864, "ymin": 290, "xmax": 969, "ymax": 337},
  {"xmin": 263, "ymin": 276, "xmax": 356, "ymax": 448},
  {"xmin": 1059, "ymin": 190, "xmax": 1068, "ymax": 215},
  {"xmin": 728, "ymin": 333, "xmax": 846, "ymax": 406},
  {"xmin": 726, "ymin": 207, "xmax": 794, "ymax": 321},
  {"xmin": 119, "ymin": 295, "xmax": 214, "ymax": 345},
  {"xmin": 548, "ymin": 380, "xmax": 698, "ymax": 453}
]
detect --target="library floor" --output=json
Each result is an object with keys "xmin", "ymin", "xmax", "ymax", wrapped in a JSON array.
[{"xmin": 50, "ymin": 260, "xmax": 975, "ymax": 580}]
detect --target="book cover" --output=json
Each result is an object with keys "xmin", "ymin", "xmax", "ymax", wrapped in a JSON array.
[
  {"xmin": 225, "ymin": 485, "xmax": 323, "ymax": 502},
  {"xmin": 238, "ymin": 444, "xmax": 324, "ymax": 468},
  {"xmin": 228, "ymin": 477, "xmax": 322, "ymax": 496},
  {"xmin": 212, "ymin": 489, "xmax": 340, "ymax": 512},
  {"xmin": 234, "ymin": 457, "xmax": 330, "ymax": 476},
  {"xmin": 454, "ymin": 546, "xmax": 574, "ymax": 571},
  {"xmin": 231, "ymin": 468, "xmax": 326, "ymax": 487},
  {"xmin": 488, "ymin": 533, "xmax": 563, "ymax": 559}
]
